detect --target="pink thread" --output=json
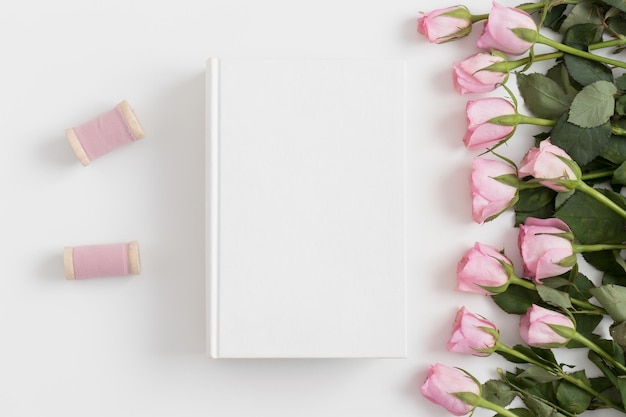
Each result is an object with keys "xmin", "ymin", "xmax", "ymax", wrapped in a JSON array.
[
  {"xmin": 72, "ymin": 242, "xmax": 131, "ymax": 279},
  {"xmin": 72, "ymin": 103, "xmax": 136, "ymax": 161}
]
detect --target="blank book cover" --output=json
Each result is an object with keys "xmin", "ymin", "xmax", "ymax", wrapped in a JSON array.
[{"xmin": 206, "ymin": 58, "xmax": 407, "ymax": 358}]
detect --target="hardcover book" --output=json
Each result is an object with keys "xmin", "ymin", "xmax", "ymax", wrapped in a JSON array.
[{"xmin": 206, "ymin": 58, "xmax": 407, "ymax": 358}]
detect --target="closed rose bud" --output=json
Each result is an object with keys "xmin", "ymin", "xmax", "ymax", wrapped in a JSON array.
[
  {"xmin": 418, "ymin": 6, "xmax": 473, "ymax": 44},
  {"xmin": 447, "ymin": 307, "xmax": 498, "ymax": 356},
  {"xmin": 520, "ymin": 305, "xmax": 575, "ymax": 348},
  {"xmin": 470, "ymin": 158, "xmax": 518, "ymax": 223},
  {"xmin": 452, "ymin": 52, "xmax": 508, "ymax": 94},
  {"xmin": 457, "ymin": 242, "xmax": 513, "ymax": 295},
  {"xmin": 518, "ymin": 139, "xmax": 580, "ymax": 192},
  {"xmin": 477, "ymin": 2, "xmax": 537, "ymax": 55},
  {"xmin": 518, "ymin": 217, "xmax": 575, "ymax": 282},
  {"xmin": 420, "ymin": 363, "xmax": 480, "ymax": 416},
  {"xmin": 464, "ymin": 97, "xmax": 516, "ymax": 150}
]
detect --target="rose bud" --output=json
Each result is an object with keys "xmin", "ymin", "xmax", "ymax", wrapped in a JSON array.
[
  {"xmin": 418, "ymin": 6, "xmax": 473, "ymax": 44},
  {"xmin": 447, "ymin": 307, "xmax": 498, "ymax": 356},
  {"xmin": 520, "ymin": 304, "xmax": 575, "ymax": 348},
  {"xmin": 452, "ymin": 52, "xmax": 508, "ymax": 94},
  {"xmin": 470, "ymin": 158, "xmax": 518, "ymax": 223},
  {"xmin": 477, "ymin": 2, "xmax": 537, "ymax": 56},
  {"xmin": 420, "ymin": 363, "xmax": 480, "ymax": 416},
  {"xmin": 518, "ymin": 217, "xmax": 576, "ymax": 282},
  {"xmin": 464, "ymin": 97, "xmax": 516, "ymax": 150},
  {"xmin": 457, "ymin": 242, "xmax": 514, "ymax": 295},
  {"xmin": 518, "ymin": 139, "xmax": 580, "ymax": 192}
]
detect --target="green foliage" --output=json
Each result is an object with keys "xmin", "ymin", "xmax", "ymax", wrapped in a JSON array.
[
  {"xmin": 517, "ymin": 73, "xmax": 573, "ymax": 119},
  {"xmin": 550, "ymin": 113, "xmax": 612, "ymax": 166},
  {"xmin": 536, "ymin": 284, "xmax": 573, "ymax": 309},
  {"xmin": 590, "ymin": 285, "xmax": 626, "ymax": 322},
  {"xmin": 492, "ymin": 285, "xmax": 543, "ymax": 314},
  {"xmin": 563, "ymin": 23, "xmax": 603, "ymax": 48},
  {"xmin": 555, "ymin": 190, "xmax": 626, "ymax": 245},
  {"xmin": 567, "ymin": 314, "xmax": 603, "ymax": 348},
  {"xmin": 600, "ymin": 136, "xmax": 626, "ymax": 164},
  {"xmin": 483, "ymin": 379, "xmax": 517, "ymax": 407},
  {"xmin": 560, "ymin": 2, "xmax": 603, "ymax": 34},
  {"xmin": 614, "ymin": 160, "xmax": 626, "ymax": 184},
  {"xmin": 515, "ymin": 187, "xmax": 557, "ymax": 225},
  {"xmin": 568, "ymin": 81, "xmax": 617, "ymax": 128},
  {"xmin": 420, "ymin": 2, "xmax": 626, "ymax": 417},
  {"xmin": 602, "ymin": 0, "xmax": 626, "ymax": 13},
  {"xmin": 556, "ymin": 371, "xmax": 593, "ymax": 413}
]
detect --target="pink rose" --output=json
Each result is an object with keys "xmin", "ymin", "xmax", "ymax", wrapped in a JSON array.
[
  {"xmin": 464, "ymin": 97, "xmax": 516, "ymax": 151},
  {"xmin": 447, "ymin": 307, "xmax": 498, "ymax": 356},
  {"xmin": 518, "ymin": 139, "xmax": 580, "ymax": 192},
  {"xmin": 418, "ymin": 6, "xmax": 473, "ymax": 44},
  {"xmin": 453, "ymin": 52, "xmax": 508, "ymax": 94},
  {"xmin": 520, "ymin": 304, "xmax": 575, "ymax": 348},
  {"xmin": 457, "ymin": 242, "xmax": 513, "ymax": 295},
  {"xmin": 477, "ymin": 2, "xmax": 537, "ymax": 55},
  {"xmin": 518, "ymin": 217, "xmax": 575, "ymax": 282},
  {"xmin": 470, "ymin": 158, "xmax": 518, "ymax": 223},
  {"xmin": 420, "ymin": 363, "xmax": 480, "ymax": 416}
]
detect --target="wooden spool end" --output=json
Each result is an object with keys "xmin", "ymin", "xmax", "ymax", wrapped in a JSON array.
[
  {"xmin": 65, "ymin": 128, "xmax": 91, "ymax": 166},
  {"xmin": 127, "ymin": 240, "xmax": 141, "ymax": 275},
  {"xmin": 118, "ymin": 100, "xmax": 145, "ymax": 141},
  {"xmin": 64, "ymin": 247, "xmax": 75, "ymax": 280}
]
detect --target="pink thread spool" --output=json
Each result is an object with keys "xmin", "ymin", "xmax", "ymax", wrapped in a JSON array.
[
  {"xmin": 64, "ymin": 241, "xmax": 141, "ymax": 280},
  {"xmin": 65, "ymin": 100, "xmax": 145, "ymax": 166}
]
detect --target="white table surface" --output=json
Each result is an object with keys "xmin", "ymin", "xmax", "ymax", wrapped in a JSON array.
[{"xmin": 1, "ymin": 1, "xmax": 604, "ymax": 416}]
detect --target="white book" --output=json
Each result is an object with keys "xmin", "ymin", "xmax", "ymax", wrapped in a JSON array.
[{"xmin": 206, "ymin": 58, "xmax": 407, "ymax": 358}]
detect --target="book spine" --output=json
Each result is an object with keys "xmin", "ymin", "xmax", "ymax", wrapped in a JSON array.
[{"xmin": 206, "ymin": 58, "xmax": 220, "ymax": 358}]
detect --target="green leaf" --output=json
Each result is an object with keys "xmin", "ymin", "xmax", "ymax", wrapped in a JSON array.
[
  {"xmin": 563, "ymin": 54, "xmax": 613, "ymax": 87},
  {"xmin": 497, "ymin": 344, "xmax": 557, "ymax": 366},
  {"xmin": 536, "ymin": 285, "xmax": 573, "ymax": 309},
  {"xmin": 616, "ymin": 95, "xmax": 626, "ymax": 115},
  {"xmin": 618, "ymin": 377, "xmax": 626, "ymax": 413},
  {"xmin": 584, "ymin": 250, "xmax": 626, "ymax": 276},
  {"xmin": 604, "ymin": 273, "xmax": 626, "ymax": 285},
  {"xmin": 495, "ymin": 409, "xmax": 533, "ymax": 417},
  {"xmin": 566, "ymin": 314, "xmax": 603, "ymax": 348},
  {"xmin": 516, "ymin": 73, "xmax": 573, "ymax": 119},
  {"xmin": 590, "ymin": 284, "xmax": 626, "ymax": 322},
  {"xmin": 600, "ymin": 135, "xmax": 626, "ymax": 164},
  {"xmin": 521, "ymin": 395, "xmax": 569, "ymax": 417},
  {"xmin": 555, "ymin": 189, "xmax": 626, "ymax": 244},
  {"xmin": 610, "ymin": 321, "xmax": 626, "ymax": 350},
  {"xmin": 546, "ymin": 63, "xmax": 580, "ymax": 97},
  {"xmin": 588, "ymin": 350, "xmax": 619, "ymax": 387},
  {"xmin": 607, "ymin": 15, "xmax": 626, "ymax": 38},
  {"xmin": 483, "ymin": 379, "xmax": 516, "ymax": 407},
  {"xmin": 589, "ymin": 375, "xmax": 617, "ymax": 396},
  {"xmin": 552, "ymin": 271, "xmax": 595, "ymax": 301},
  {"xmin": 563, "ymin": 23, "xmax": 603, "ymax": 47},
  {"xmin": 519, "ymin": 366, "xmax": 561, "ymax": 383},
  {"xmin": 515, "ymin": 187, "xmax": 557, "ymax": 225},
  {"xmin": 544, "ymin": 4, "xmax": 568, "ymax": 32},
  {"xmin": 550, "ymin": 112, "xmax": 612, "ymax": 166},
  {"xmin": 560, "ymin": 3, "xmax": 604, "ymax": 34},
  {"xmin": 568, "ymin": 80, "xmax": 617, "ymax": 128},
  {"xmin": 614, "ymin": 160, "xmax": 626, "ymax": 184},
  {"xmin": 603, "ymin": 0, "xmax": 626, "ymax": 13},
  {"xmin": 595, "ymin": 337, "xmax": 626, "ymax": 364},
  {"xmin": 617, "ymin": 75, "xmax": 626, "ymax": 91},
  {"xmin": 492, "ymin": 285, "xmax": 542, "ymax": 315},
  {"xmin": 556, "ymin": 371, "xmax": 593, "ymax": 413}
]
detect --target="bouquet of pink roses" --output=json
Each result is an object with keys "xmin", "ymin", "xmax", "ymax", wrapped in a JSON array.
[{"xmin": 418, "ymin": 1, "xmax": 626, "ymax": 416}]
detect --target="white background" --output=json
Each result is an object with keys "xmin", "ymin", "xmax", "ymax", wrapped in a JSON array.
[{"xmin": 0, "ymin": 1, "xmax": 611, "ymax": 416}]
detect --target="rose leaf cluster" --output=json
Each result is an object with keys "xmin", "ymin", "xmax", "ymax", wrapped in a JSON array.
[{"xmin": 416, "ymin": 1, "xmax": 626, "ymax": 416}]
